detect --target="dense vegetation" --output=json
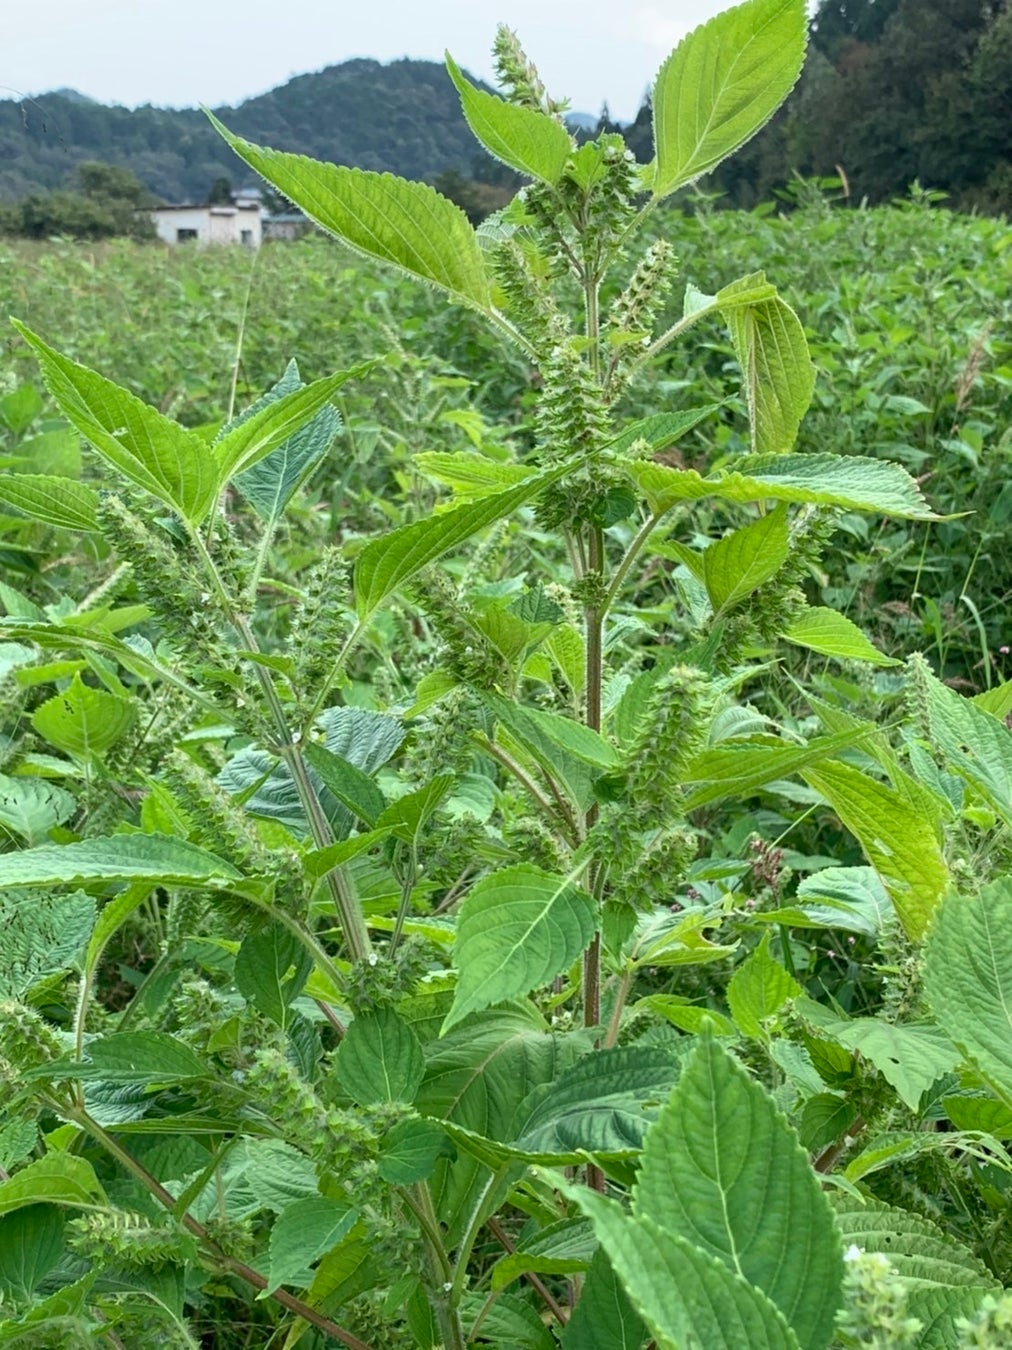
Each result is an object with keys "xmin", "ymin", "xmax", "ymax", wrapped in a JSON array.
[{"xmin": 0, "ymin": 2, "xmax": 1010, "ymax": 1346}]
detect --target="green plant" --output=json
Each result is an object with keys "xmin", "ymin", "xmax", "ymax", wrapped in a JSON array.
[{"xmin": 1, "ymin": 1, "xmax": 1010, "ymax": 1345}]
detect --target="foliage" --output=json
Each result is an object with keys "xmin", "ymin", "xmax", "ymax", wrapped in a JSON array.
[{"xmin": 0, "ymin": 3, "xmax": 1009, "ymax": 1345}]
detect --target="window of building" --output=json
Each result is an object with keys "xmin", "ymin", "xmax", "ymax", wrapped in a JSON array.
[
  {"xmin": 240, "ymin": 229, "xmax": 254, "ymax": 246},
  {"xmin": 177, "ymin": 228, "xmax": 199, "ymax": 242}
]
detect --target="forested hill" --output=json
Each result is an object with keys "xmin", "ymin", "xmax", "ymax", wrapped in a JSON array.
[{"xmin": 0, "ymin": 58, "xmax": 496, "ymax": 204}]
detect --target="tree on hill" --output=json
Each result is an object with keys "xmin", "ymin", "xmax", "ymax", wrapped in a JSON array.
[{"xmin": 0, "ymin": 161, "xmax": 155, "ymax": 240}]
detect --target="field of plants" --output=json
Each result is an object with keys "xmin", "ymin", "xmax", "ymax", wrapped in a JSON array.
[{"xmin": 0, "ymin": 1, "xmax": 1011, "ymax": 1347}]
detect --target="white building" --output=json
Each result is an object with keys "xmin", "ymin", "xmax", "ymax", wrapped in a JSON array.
[{"xmin": 151, "ymin": 201, "xmax": 262, "ymax": 247}]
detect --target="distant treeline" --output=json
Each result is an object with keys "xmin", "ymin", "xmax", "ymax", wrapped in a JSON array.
[{"xmin": 1, "ymin": 0, "xmax": 1007, "ymax": 233}]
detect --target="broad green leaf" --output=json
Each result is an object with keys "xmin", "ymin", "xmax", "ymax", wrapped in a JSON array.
[
  {"xmin": 265, "ymin": 1196, "xmax": 358, "ymax": 1295},
  {"xmin": 0, "ymin": 1155, "xmax": 105, "ymax": 1217},
  {"xmin": 682, "ymin": 726, "xmax": 867, "ymax": 809},
  {"xmin": 924, "ymin": 879, "xmax": 1012, "ymax": 1104},
  {"xmin": 444, "ymin": 865, "xmax": 597, "ymax": 1032},
  {"xmin": 720, "ymin": 278, "xmax": 814, "ymax": 453},
  {"xmin": 459, "ymin": 1289, "xmax": 557, "ymax": 1350},
  {"xmin": 489, "ymin": 695, "xmax": 620, "ymax": 771},
  {"xmin": 11, "ymin": 321, "xmax": 217, "ymax": 523},
  {"xmin": 726, "ymin": 933, "xmax": 801, "ymax": 1039},
  {"xmin": 302, "ymin": 828, "xmax": 392, "ymax": 881},
  {"xmin": 783, "ymin": 606, "xmax": 899, "ymax": 666},
  {"xmin": 627, "ymin": 452, "xmax": 936, "ymax": 519},
  {"xmin": 803, "ymin": 760, "xmax": 948, "ymax": 940},
  {"xmin": 445, "ymin": 53, "xmax": 572, "ymax": 183},
  {"xmin": 815, "ymin": 1018, "xmax": 960, "ymax": 1111},
  {"xmin": 909, "ymin": 1287, "xmax": 999, "ymax": 1349},
  {"xmin": 42, "ymin": 1031, "xmax": 211, "ymax": 1085},
  {"xmin": 493, "ymin": 1217, "xmax": 596, "ymax": 1292},
  {"xmin": 830, "ymin": 1196, "xmax": 998, "ymax": 1291},
  {"xmin": 606, "ymin": 407, "xmax": 722, "ymax": 458},
  {"xmin": 973, "ymin": 678, "xmax": 1012, "ymax": 720},
  {"xmin": 703, "ymin": 503, "xmax": 789, "ymax": 611},
  {"xmin": 908, "ymin": 657, "xmax": 1012, "ymax": 826},
  {"xmin": 652, "ymin": 0, "xmax": 807, "ymax": 197},
  {"xmin": 486, "ymin": 693, "xmax": 597, "ymax": 811},
  {"xmin": 0, "ymin": 889, "xmax": 94, "ymax": 998},
  {"xmin": 297, "ymin": 1221, "xmax": 381, "ymax": 1318},
  {"xmin": 0, "ymin": 774, "xmax": 75, "ymax": 846},
  {"xmin": 561, "ymin": 1249, "xmax": 648, "ymax": 1350},
  {"xmin": 229, "ymin": 359, "xmax": 341, "ymax": 519},
  {"xmin": 627, "ymin": 909, "xmax": 737, "ymax": 970},
  {"xmin": 841, "ymin": 1129, "xmax": 1009, "ymax": 1184},
  {"xmin": 634, "ymin": 1036, "xmax": 843, "ymax": 1347},
  {"xmin": 413, "ymin": 451, "xmax": 533, "ymax": 501},
  {"xmin": 793, "ymin": 867, "xmax": 894, "ymax": 937},
  {"xmin": 0, "ymin": 474, "xmax": 99, "ymax": 532},
  {"xmin": 942, "ymin": 1095, "xmax": 1012, "ymax": 1138},
  {"xmin": 302, "ymin": 741, "xmax": 386, "ymax": 827},
  {"xmin": 174, "ymin": 1138, "xmax": 319, "ymax": 1224},
  {"xmin": 0, "ymin": 1206, "xmax": 64, "ymax": 1299},
  {"xmin": 375, "ymin": 774, "xmax": 454, "ymax": 841},
  {"xmin": 355, "ymin": 466, "xmax": 564, "ymax": 619},
  {"xmin": 336, "ymin": 1008, "xmax": 425, "ymax": 1105},
  {"xmin": 31, "ymin": 673, "xmax": 134, "ymax": 758},
  {"xmin": 513, "ymin": 1046, "xmax": 682, "ymax": 1159},
  {"xmin": 217, "ymin": 365, "xmax": 361, "ymax": 484},
  {"xmin": 567, "ymin": 1188, "xmax": 801, "ymax": 1349},
  {"xmin": 208, "ymin": 114, "xmax": 491, "ymax": 310},
  {"xmin": 234, "ymin": 924, "xmax": 312, "ymax": 1028},
  {"xmin": 377, "ymin": 1118, "xmax": 454, "ymax": 1184},
  {"xmin": 799, "ymin": 1095, "xmax": 858, "ymax": 1152},
  {"xmin": 0, "ymin": 833, "xmax": 241, "ymax": 890}
]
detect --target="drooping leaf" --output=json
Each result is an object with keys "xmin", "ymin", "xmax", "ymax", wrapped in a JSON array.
[
  {"xmin": 803, "ymin": 760, "xmax": 949, "ymax": 940},
  {"xmin": 0, "ymin": 474, "xmax": 100, "ymax": 532},
  {"xmin": 681, "ymin": 726, "xmax": 867, "ymax": 809},
  {"xmin": 566, "ymin": 1188, "xmax": 801, "ymax": 1350},
  {"xmin": 634, "ymin": 1036, "xmax": 843, "ymax": 1347},
  {"xmin": 0, "ymin": 833, "xmax": 241, "ymax": 890},
  {"xmin": 703, "ymin": 503, "xmax": 789, "ymax": 611},
  {"xmin": 445, "ymin": 53, "xmax": 572, "ymax": 183},
  {"xmin": 336, "ymin": 1008, "xmax": 425, "ymax": 1105},
  {"xmin": 0, "ymin": 774, "xmax": 76, "ymax": 846},
  {"xmin": 720, "ymin": 276, "xmax": 814, "ymax": 454},
  {"xmin": 924, "ymin": 879, "xmax": 1012, "ymax": 1104},
  {"xmin": 30, "ymin": 673, "xmax": 134, "ymax": 758},
  {"xmin": 0, "ymin": 889, "xmax": 94, "ymax": 999},
  {"xmin": 355, "ymin": 466, "xmax": 564, "ymax": 619},
  {"xmin": 444, "ymin": 865, "xmax": 597, "ymax": 1032},
  {"xmin": 207, "ymin": 114, "xmax": 492, "ymax": 311},
  {"xmin": 783, "ymin": 607, "xmax": 899, "ymax": 666},
  {"xmin": 830, "ymin": 1196, "xmax": 998, "ymax": 1292},
  {"xmin": 43, "ymin": 1031, "xmax": 211, "ymax": 1085},
  {"xmin": 793, "ymin": 867, "xmax": 894, "ymax": 938},
  {"xmin": 626, "ymin": 452, "xmax": 936, "ymax": 519},
  {"xmin": 815, "ymin": 1017, "xmax": 960, "ymax": 1112},
  {"xmin": 265, "ymin": 1196, "xmax": 358, "ymax": 1295},
  {"xmin": 11, "ymin": 320, "xmax": 218, "ymax": 523},
  {"xmin": 651, "ymin": 0, "xmax": 807, "ymax": 198},
  {"xmin": 234, "ymin": 924, "xmax": 313, "ymax": 1028},
  {"xmin": 0, "ymin": 1155, "xmax": 105, "ymax": 1218}
]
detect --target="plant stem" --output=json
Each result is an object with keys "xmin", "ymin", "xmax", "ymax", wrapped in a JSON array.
[
  {"xmin": 602, "ymin": 511, "xmax": 665, "ymax": 615},
  {"xmin": 603, "ymin": 967, "xmax": 634, "ymax": 1049},
  {"xmin": 406, "ymin": 1183, "xmax": 467, "ymax": 1350},
  {"xmin": 68, "ymin": 1109, "xmax": 372, "ymax": 1350},
  {"xmin": 486, "ymin": 1216, "xmax": 569, "ymax": 1324}
]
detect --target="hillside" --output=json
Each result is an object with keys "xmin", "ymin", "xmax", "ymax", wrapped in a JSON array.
[{"xmin": 0, "ymin": 58, "xmax": 496, "ymax": 203}]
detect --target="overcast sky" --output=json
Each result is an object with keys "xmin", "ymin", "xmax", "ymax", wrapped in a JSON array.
[{"xmin": 2, "ymin": 0, "xmax": 735, "ymax": 124}]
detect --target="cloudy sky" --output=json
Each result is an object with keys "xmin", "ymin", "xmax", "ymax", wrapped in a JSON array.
[{"xmin": 2, "ymin": 0, "xmax": 734, "ymax": 123}]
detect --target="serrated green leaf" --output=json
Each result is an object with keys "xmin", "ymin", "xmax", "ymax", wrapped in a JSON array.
[
  {"xmin": 0, "ymin": 1155, "xmax": 105, "ymax": 1217},
  {"xmin": 0, "ymin": 833, "xmax": 241, "ymax": 889},
  {"xmin": 265, "ymin": 1196, "xmax": 358, "ymax": 1295},
  {"xmin": 942, "ymin": 1095, "xmax": 1012, "ymax": 1138},
  {"xmin": 803, "ymin": 760, "xmax": 949, "ymax": 941},
  {"xmin": 208, "ymin": 113, "xmax": 492, "ymax": 310},
  {"xmin": 703, "ymin": 503, "xmax": 789, "ymax": 611},
  {"xmin": 375, "ymin": 775, "xmax": 453, "ymax": 841},
  {"xmin": 562, "ymin": 1249, "xmax": 648, "ymax": 1350},
  {"xmin": 485, "ymin": 692, "xmax": 597, "ymax": 811},
  {"xmin": 493, "ymin": 1217, "xmax": 596, "ymax": 1293},
  {"xmin": 377, "ymin": 1118, "xmax": 455, "ymax": 1184},
  {"xmin": 564, "ymin": 1187, "xmax": 801, "ymax": 1350},
  {"xmin": 627, "ymin": 452, "xmax": 936, "ymax": 519},
  {"xmin": 816, "ymin": 1018, "xmax": 960, "ymax": 1111},
  {"xmin": 794, "ymin": 866, "xmax": 894, "ymax": 937},
  {"xmin": 355, "ymin": 466, "xmax": 564, "ymax": 619},
  {"xmin": 302, "ymin": 741, "xmax": 386, "ymax": 827},
  {"xmin": 42, "ymin": 1031, "xmax": 211, "ymax": 1085},
  {"xmin": 11, "ymin": 320, "xmax": 218, "ymax": 523},
  {"xmin": 783, "ymin": 606, "xmax": 899, "ymax": 665},
  {"xmin": 830, "ymin": 1195, "xmax": 998, "ymax": 1291},
  {"xmin": 727, "ymin": 933, "xmax": 801, "ymax": 1039},
  {"xmin": 445, "ymin": 53, "xmax": 572, "ymax": 183},
  {"xmin": 413, "ymin": 451, "xmax": 533, "ymax": 501},
  {"xmin": 924, "ymin": 879, "xmax": 1012, "ymax": 1105},
  {"xmin": 444, "ymin": 866, "xmax": 597, "ymax": 1032},
  {"xmin": 606, "ymin": 406, "xmax": 723, "ymax": 458},
  {"xmin": 0, "ymin": 474, "xmax": 100, "ymax": 532},
  {"xmin": 0, "ymin": 889, "xmax": 94, "ymax": 999},
  {"xmin": 0, "ymin": 1206, "xmax": 65, "ymax": 1299},
  {"xmin": 634, "ymin": 1036, "xmax": 843, "ymax": 1346},
  {"xmin": 0, "ymin": 774, "xmax": 75, "ymax": 846},
  {"xmin": 720, "ymin": 277, "xmax": 814, "ymax": 454},
  {"xmin": 652, "ymin": 0, "xmax": 807, "ymax": 198},
  {"xmin": 337, "ymin": 1008, "xmax": 425, "ymax": 1105},
  {"xmin": 31, "ymin": 673, "xmax": 134, "ymax": 758},
  {"xmin": 234, "ymin": 923, "xmax": 312, "ymax": 1028},
  {"xmin": 460, "ymin": 1288, "xmax": 557, "ymax": 1349},
  {"xmin": 682, "ymin": 726, "xmax": 867, "ymax": 810}
]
